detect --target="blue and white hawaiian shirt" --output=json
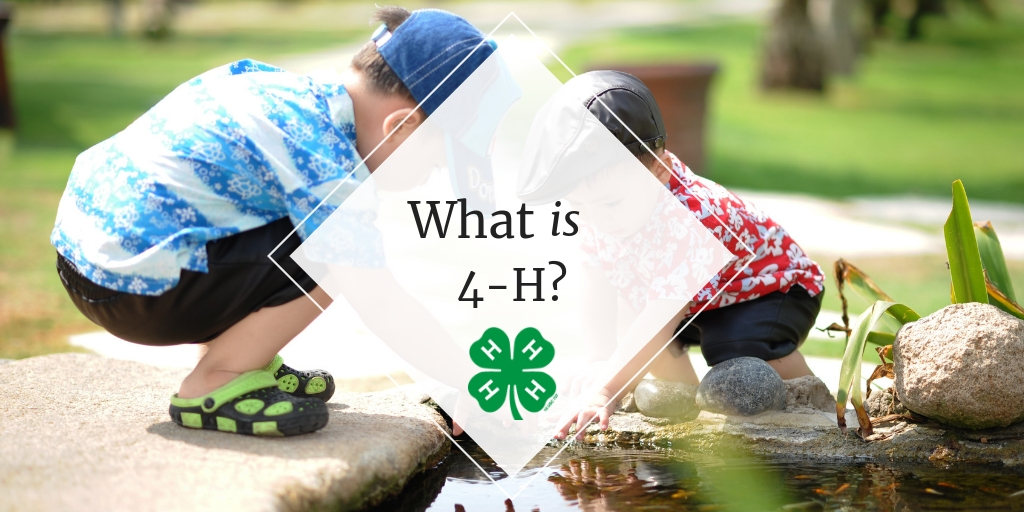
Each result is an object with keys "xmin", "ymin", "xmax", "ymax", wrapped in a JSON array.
[{"xmin": 52, "ymin": 59, "xmax": 382, "ymax": 296}]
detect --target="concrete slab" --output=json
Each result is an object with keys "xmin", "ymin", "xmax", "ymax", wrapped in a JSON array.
[{"xmin": 0, "ymin": 354, "xmax": 450, "ymax": 512}]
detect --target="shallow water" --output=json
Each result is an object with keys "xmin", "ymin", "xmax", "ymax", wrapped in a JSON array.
[{"xmin": 370, "ymin": 440, "xmax": 1024, "ymax": 511}]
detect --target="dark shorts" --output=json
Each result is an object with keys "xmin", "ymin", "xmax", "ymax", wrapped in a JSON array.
[
  {"xmin": 57, "ymin": 217, "xmax": 317, "ymax": 346},
  {"xmin": 670, "ymin": 285, "xmax": 823, "ymax": 366}
]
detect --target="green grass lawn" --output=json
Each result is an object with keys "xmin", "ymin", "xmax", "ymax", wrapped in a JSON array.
[
  {"xmin": 0, "ymin": 30, "xmax": 360, "ymax": 358},
  {"xmin": 2, "ymin": 6, "xmax": 1023, "ymax": 359},
  {"xmin": 553, "ymin": 9, "xmax": 1024, "ymax": 360},
  {"xmin": 556, "ymin": 6, "xmax": 1024, "ymax": 204}
]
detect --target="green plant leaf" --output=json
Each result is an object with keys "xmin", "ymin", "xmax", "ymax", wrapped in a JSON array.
[
  {"xmin": 836, "ymin": 301, "xmax": 920, "ymax": 436},
  {"xmin": 865, "ymin": 331, "xmax": 896, "ymax": 346},
  {"xmin": 988, "ymin": 278, "xmax": 1024, "ymax": 321},
  {"xmin": 834, "ymin": 259, "xmax": 902, "ymax": 336},
  {"xmin": 944, "ymin": 180, "xmax": 988, "ymax": 304},
  {"xmin": 838, "ymin": 260, "xmax": 895, "ymax": 303},
  {"xmin": 976, "ymin": 220, "xmax": 1017, "ymax": 304}
]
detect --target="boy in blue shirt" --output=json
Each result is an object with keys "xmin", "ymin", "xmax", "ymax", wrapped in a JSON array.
[{"xmin": 53, "ymin": 7, "xmax": 493, "ymax": 436}]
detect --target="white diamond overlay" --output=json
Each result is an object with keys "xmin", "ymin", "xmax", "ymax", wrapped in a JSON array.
[{"xmin": 276, "ymin": 14, "xmax": 755, "ymax": 499}]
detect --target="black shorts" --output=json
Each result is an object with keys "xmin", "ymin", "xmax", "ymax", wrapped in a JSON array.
[
  {"xmin": 670, "ymin": 285, "xmax": 823, "ymax": 366},
  {"xmin": 57, "ymin": 217, "xmax": 317, "ymax": 346}
]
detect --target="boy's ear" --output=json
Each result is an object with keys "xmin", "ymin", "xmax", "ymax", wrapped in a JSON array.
[
  {"xmin": 651, "ymin": 149, "xmax": 673, "ymax": 185},
  {"xmin": 382, "ymin": 107, "xmax": 425, "ymax": 139}
]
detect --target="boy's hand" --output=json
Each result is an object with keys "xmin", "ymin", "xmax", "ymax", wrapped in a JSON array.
[{"xmin": 553, "ymin": 391, "xmax": 614, "ymax": 441}]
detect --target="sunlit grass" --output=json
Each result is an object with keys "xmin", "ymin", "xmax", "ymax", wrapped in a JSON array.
[
  {"xmin": 0, "ymin": 30, "xmax": 361, "ymax": 358},
  {"xmin": 556, "ymin": 7, "xmax": 1024, "ymax": 203},
  {"xmin": 4, "ymin": 5, "xmax": 1023, "ymax": 358}
]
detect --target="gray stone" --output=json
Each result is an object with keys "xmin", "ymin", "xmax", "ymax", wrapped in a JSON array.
[
  {"xmin": 864, "ymin": 387, "xmax": 907, "ymax": 418},
  {"xmin": 696, "ymin": 357, "xmax": 786, "ymax": 416},
  {"xmin": 784, "ymin": 375, "xmax": 836, "ymax": 413},
  {"xmin": 895, "ymin": 302, "xmax": 1024, "ymax": 430},
  {"xmin": 0, "ymin": 353, "xmax": 450, "ymax": 511},
  {"xmin": 633, "ymin": 379, "xmax": 699, "ymax": 421}
]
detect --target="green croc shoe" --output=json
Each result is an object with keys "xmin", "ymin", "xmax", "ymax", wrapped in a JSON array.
[
  {"xmin": 264, "ymin": 354, "xmax": 336, "ymax": 402},
  {"xmin": 169, "ymin": 370, "xmax": 328, "ymax": 437}
]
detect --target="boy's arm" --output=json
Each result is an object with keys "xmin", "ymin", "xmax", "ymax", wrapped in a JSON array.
[
  {"xmin": 326, "ymin": 265, "xmax": 472, "ymax": 389},
  {"xmin": 555, "ymin": 298, "xmax": 691, "ymax": 440}
]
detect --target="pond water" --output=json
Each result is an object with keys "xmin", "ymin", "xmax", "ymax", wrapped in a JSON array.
[{"xmin": 369, "ymin": 440, "xmax": 1024, "ymax": 511}]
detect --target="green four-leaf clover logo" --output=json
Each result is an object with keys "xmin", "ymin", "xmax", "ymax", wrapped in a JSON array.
[{"xmin": 468, "ymin": 327, "xmax": 556, "ymax": 420}]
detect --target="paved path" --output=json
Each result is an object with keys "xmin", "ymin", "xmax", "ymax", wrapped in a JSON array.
[{"xmin": 0, "ymin": 354, "xmax": 449, "ymax": 512}]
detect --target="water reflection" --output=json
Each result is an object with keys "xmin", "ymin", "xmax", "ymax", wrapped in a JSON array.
[
  {"xmin": 548, "ymin": 455, "xmax": 704, "ymax": 510},
  {"xmin": 367, "ymin": 439, "xmax": 1024, "ymax": 511}
]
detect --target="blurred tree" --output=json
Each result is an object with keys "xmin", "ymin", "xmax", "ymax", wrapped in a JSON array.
[
  {"xmin": 0, "ymin": 2, "xmax": 12, "ymax": 129},
  {"xmin": 868, "ymin": 0, "xmax": 996, "ymax": 40},
  {"xmin": 815, "ymin": 0, "xmax": 861, "ymax": 75},
  {"xmin": 761, "ymin": 0, "xmax": 828, "ymax": 92},
  {"xmin": 108, "ymin": 0, "xmax": 124, "ymax": 37},
  {"xmin": 144, "ymin": 0, "xmax": 177, "ymax": 39},
  {"xmin": 905, "ymin": 0, "xmax": 948, "ymax": 40}
]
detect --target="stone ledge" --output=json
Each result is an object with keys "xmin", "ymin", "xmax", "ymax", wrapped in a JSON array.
[
  {"xmin": 582, "ymin": 408, "xmax": 1024, "ymax": 466},
  {"xmin": 0, "ymin": 353, "xmax": 449, "ymax": 512}
]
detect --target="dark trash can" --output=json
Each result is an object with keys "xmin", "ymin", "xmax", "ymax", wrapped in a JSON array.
[
  {"xmin": 0, "ymin": 2, "xmax": 13, "ymax": 130},
  {"xmin": 594, "ymin": 64, "xmax": 718, "ymax": 174}
]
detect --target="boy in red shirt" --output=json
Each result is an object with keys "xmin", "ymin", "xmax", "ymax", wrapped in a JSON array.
[{"xmin": 518, "ymin": 71, "xmax": 825, "ymax": 439}]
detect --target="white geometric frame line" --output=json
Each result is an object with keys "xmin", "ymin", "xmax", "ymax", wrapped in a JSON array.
[{"xmin": 266, "ymin": 11, "xmax": 759, "ymax": 502}]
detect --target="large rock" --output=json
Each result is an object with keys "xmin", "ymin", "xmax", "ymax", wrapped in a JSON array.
[
  {"xmin": 633, "ymin": 379, "xmax": 700, "ymax": 421},
  {"xmin": 0, "ymin": 354, "xmax": 450, "ymax": 511},
  {"xmin": 696, "ymin": 357, "xmax": 786, "ymax": 416},
  {"xmin": 895, "ymin": 302, "xmax": 1024, "ymax": 430}
]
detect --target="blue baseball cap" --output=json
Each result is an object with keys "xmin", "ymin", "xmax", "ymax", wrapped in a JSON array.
[{"xmin": 372, "ymin": 9, "xmax": 497, "ymax": 116}]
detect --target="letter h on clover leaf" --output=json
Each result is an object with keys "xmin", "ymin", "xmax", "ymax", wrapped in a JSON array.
[{"xmin": 468, "ymin": 327, "xmax": 556, "ymax": 420}]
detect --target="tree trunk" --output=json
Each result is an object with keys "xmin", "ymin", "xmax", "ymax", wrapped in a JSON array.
[
  {"xmin": 822, "ymin": 0, "xmax": 859, "ymax": 75},
  {"xmin": 108, "ymin": 0, "xmax": 124, "ymax": 37},
  {"xmin": 761, "ymin": 0, "xmax": 828, "ymax": 92},
  {"xmin": 868, "ymin": 0, "xmax": 890, "ymax": 37},
  {"xmin": 0, "ymin": 2, "xmax": 13, "ymax": 130},
  {"xmin": 906, "ymin": 0, "xmax": 946, "ymax": 40},
  {"xmin": 144, "ymin": 0, "xmax": 177, "ymax": 40}
]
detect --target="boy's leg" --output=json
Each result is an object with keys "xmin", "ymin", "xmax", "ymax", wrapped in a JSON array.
[
  {"xmin": 647, "ymin": 349, "xmax": 700, "ymax": 386},
  {"xmin": 178, "ymin": 286, "xmax": 332, "ymax": 398},
  {"xmin": 647, "ymin": 321, "xmax": 702, "ymax": 386},
  {"xmin": 767, "ymin": 350, "xmax": 813, "ymax": 380},
  {"xmin": 646, "ymin": 339, "xmax": 813, "ymax": 384},
  {"xmin": 697, "ymin": 285, "xmax": 822, "ymax": 376}
]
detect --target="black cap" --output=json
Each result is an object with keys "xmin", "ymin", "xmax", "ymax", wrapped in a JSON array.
[
  {"xmin": 517, "ymin": 71, "xmax": 666, "ymax": 205},
  {"xmin": 579, "ymin": 70, "xmax": 666, "ymax": 156}
]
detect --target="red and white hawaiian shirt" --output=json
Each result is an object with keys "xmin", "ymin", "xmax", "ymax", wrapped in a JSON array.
[{"xmin": 581, "ymin": 151, "xmax": 825, "ymax": 316}]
